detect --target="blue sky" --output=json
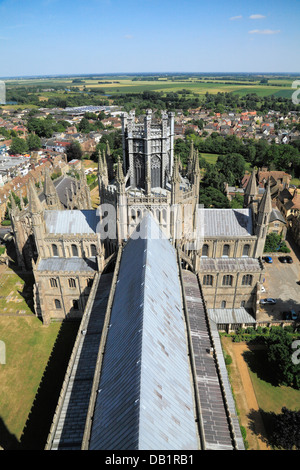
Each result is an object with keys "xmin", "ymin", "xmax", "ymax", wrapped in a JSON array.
[{"xmin": 0, "ymin": 0, "xmax": 299, "ymax": 77}]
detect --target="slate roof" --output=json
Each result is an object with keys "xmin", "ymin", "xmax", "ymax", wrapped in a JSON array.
[
  {"xmin": 208, "ymin": 308, "xmax": 256, "ymax": 325},
  {"xmin": 39, "ymin": 176, "xmax": 79, "ymax": 208},
  {"xmin": 37, "ymin": 257, "xmax": 97, "ymax": 272},
  {"xmin": 198, "ymin": 208, "xmax": 253, "ymax": 237},
  {"xmin": 89, "ymin": 214, "xmax": 199, "ymax": 450},
  {"xmin": 200, "ymin": 257, "xmax": 262, "ymax": 272},
  {"xmin": 44, "ymin": 210, "xmax": 100, "ymax": 234}
]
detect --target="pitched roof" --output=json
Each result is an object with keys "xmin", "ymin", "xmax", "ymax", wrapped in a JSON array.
[
  {"xmin": 198, "ymin": 208, "xmax": 253, "ymax": 237},
  {"xmin": 44, "ymin": 209, "xmax": 100, "ymax": 234},
  {"xmin": 89, "ymin": 214, "xmax": 199, "ymax": 450}
]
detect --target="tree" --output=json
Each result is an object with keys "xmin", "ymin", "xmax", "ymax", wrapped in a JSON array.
[
  {"xmin": 265, "ymin": 328, "xmax": 300, "ymax": 389},
  {"xmin": 66, "ymin": 142, "xmax": 82, "ymax": 162},
  {"xmin": 270, "ymin": 408, "xmax": 300, "ymax": 450},
  {"xmin": 199, "ymin": 186, "xmax": 230, "ymax": 208},
  {"xmin": 10, "ymin": 137, "xmax": 28, "ymax": 155},
  {"xmin": 26, "ymin": 133, "xmax": 41, "ymax": 151}
]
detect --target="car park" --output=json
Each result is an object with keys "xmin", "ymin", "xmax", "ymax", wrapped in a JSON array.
[{"xmin": 260, "ymin": 298, "xmax": 276, "ymax": 305}]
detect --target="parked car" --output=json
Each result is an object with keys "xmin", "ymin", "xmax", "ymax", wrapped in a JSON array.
[
  {"xmin": 285, "ymin": 256, "xmax": 293, "ymax": 263},
  {"xmin": 279, "ymin": 256, "xmax": 287, "ymax": 263},
  {"xmin": 284, "ymin": 310, "xmax": 298, "ymax": 320},
  {"xmin": 260, "ymin": 298, "xmax": 276, "ymax": 305},
  {"xmin": 263, "ymin": 256, "xmax": 273, "ymax": 263}
]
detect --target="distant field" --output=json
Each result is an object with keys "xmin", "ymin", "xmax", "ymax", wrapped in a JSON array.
[{"xmin": 4, "ymin": 76, "xmax": 298, "ymax": 100}]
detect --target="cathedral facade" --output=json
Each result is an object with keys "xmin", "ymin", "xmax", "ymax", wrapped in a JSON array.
[{"xmin": 10, "ymin": 110, "xmax": 271, "ymax": 325}]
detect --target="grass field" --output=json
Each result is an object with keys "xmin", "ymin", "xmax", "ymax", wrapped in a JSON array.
[
  {"xmin": 0, "ymin": 266, "xmax": 79, "ymax": 450},
  {"xmin": 3, "ymin": 75, "xmax": 298, "ymax": 101}
]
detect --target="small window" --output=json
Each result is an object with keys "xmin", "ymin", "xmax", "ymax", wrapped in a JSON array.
[
  {"xmin": 203, "ymin": 274, "xmax": 213, "ymax": 286},
  {"xmin": 52, "ymin": 244, "xmax": 58, "ymax": 257},
  {"xmin": 201, "ymin": 244, "xmax": 209, "ymax": 257},
  {"xmin": 68, "ymin": 278, "xmax": 76, "ymax": 288},
  {"xmin": 241, "ymin": 301, "xmax": 246, "ymax": 308},
  {"xmin": 50, "ymin": 278, "xmax": 57, "ymax": 288},
  {"xmin": 87, "ymin": 278, "xmax": 93, "ymax": 288},
  {"xmin": 71, "ymin": 244, "xmax": 78, "ymax": 257},
  {"xmin": 72, "ymin": 300, "xmax": 79, "ymax": 310},
  {"xmin": 54, "ymin": 299, "xmax": 61, "ymax": 309},
  {"xmin": 91, "ymin": 244, "xmax": 97, "ymax": 257},
  {"xmin": 242, "ymin": 274, "xmax": 253, "ymax": 286},
  {"xmin": 222, "ymin": 275, "xmax": 233, "ymax": 286},
  {"xmin": 242, "ymin": 244, "xmax": 250, "ymax": 257},
  {"xmin": 222, "ymin": 244, "xmax": 230, "ymax": 257},
  {"xmin": 221, "ymin": 300, "xmax": 226, "ymax": 308}
]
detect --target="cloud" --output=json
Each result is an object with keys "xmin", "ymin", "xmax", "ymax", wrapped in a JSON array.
[
  {"xmin": 249, "ymin": 29, "xmax": 280, "ymax": 35},
  {"xmin": 124, "ymin": 34, "xmax": 133, "ymax": 39},
  {"xmin": 230, "ymin": 15, "xmax": 242, "ymax": 20},
  {"xmin": 249, "ymin": 14, "xmax": 266, "ymax": 19}
]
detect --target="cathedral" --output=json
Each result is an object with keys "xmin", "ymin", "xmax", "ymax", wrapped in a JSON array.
[
  {"xmin": 9, "ymin": 109, "xmax": 274, "ymax": 450},
  {"xmin": 10, "ymin": 109, "xmax": 271, "ymax": 326}
]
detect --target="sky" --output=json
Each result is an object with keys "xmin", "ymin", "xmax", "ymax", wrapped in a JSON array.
[{"xmin": 0, "ymin": 0, "xmax": 299, "ymax": 77}]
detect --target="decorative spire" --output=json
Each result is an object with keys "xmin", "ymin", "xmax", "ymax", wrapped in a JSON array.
[
  {"xmin": 28, "ymin": 179, "xmax": 43, "ymax": 214},
  {"xmin": 171, "ymin": 155, "xmax": 181, "ymax": 184},
  {"xmin": 194, "ymin": 149, "xmax": 200, "ymax": 176},
  {"xmin": 259, "ymin": 178, "xmax": 272, "ymax": 214},
  {"xmin": 116, "ymin": 156, "xmax": 125, "ymax": 184},
  {"xmin": 245, "ymin": 169, "xmax": 257, "ymax": 198}
]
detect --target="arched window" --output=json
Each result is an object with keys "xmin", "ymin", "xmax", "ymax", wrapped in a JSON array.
[
  {"xmin": 201, "ymin": 244, "xmax": 209, "ymax": 257},
  {"xmin": 54, "ymin": 299, "xmax": 61, "ymax": 309},
  {"xmin": 91, "ymin": 244, "xmax": 97, "ymax": 257},
  {"xmin": 203, "ymin": 275, "xmax": 213, "ymax": 286},
  {"xmin": 221, "ymin": 300, "xmax": 226, "ymax": 308},
  {"xmin": 222, "ymin": 275, "xmax": 233, "ymax": 286},
  {"xmin": 222, "ymin": 244, "xmax": 230, "ymax": 257},
  {"xmin": 72, "ymin": 300, "xmax": 79, "ymax": 310},
  {"xmin": 71, "ymin": 244, "xmax": 78, "ymax": 257},
  {"xmin": 52, "ymin": 244, "xmax": 58, "ymax": 257},
  {"xmin": 50, "ymin": 278, "xmax": 57, "ymax": 288},
  {"xmin": 241, "ymin": 300, "xmax": 246, "ymax": 308},
  {"xmin": 242, "ymin": 244, "xmax": 250, "ymax": 257},
  {"xmin": 68, "ymin": 278, "xmax": 76, "ymax": 288},
  {"xmin": 242, "ymin": 274, "xmax": 253, "ymax": 286},
  {"xmin": 151, "ymin": 155, "xmax": 161, "ymax": 188}
]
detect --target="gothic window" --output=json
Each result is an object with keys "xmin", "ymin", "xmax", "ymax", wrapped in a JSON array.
[
  {"xmin": 72, "ymin": 300, "xmax": 79, "ymax": 310},
  {"xmin": 68, "ymin": 278, "xmax": 76, "ymax": 289},
  {"xmin": 241, "ymin": 301, "xmax": 246, "ymax": 308},
  {"xmin": 222, "ymin": 275, "xmax": 233, "ymax": 286},
  {"xmin": 242, "ymin": 274, "xmax": 253, "ymax": 286},
  {"xmin": 221, "ymin": 300, "xmax": 226, "ymax": 308},
  {"xmin": 71, "ymin": 244, "xmax": 78, "ymax": 257},
  {"xmin": 151, "ymin": 155, "xmax": 161, "ymax": 188},
  {"xmin": 242, "ymin": 244, "xmax": 250, "ymax": 257},
  {"xmin": 52, "ymin": 244, "xmax": 58, "ymax": 257},
  {"xmin": 50, "ymin": 278, "xmax": 57, "ymax": 288},
  {"xmin": 54, "ymin": 299, "xmax": 61, "ymax": 309},
  {"xmin": 135, "ymin": 156, "xmax": 145, "ymax": 189},
  {"xmin": 222, "ymin": 244, "xmax": 230, "ymax": 257},
  {"xmin": 87, "ymin": 278, "xmax": 93, "ymax": 288},
  {"xmin": 203, "ymin": 275, "xmax": 213, "ymax": 286},
  {"xmin": 201, "ymin": 244, "xmax": 209, "ymax": 257},
  {"xmin": 91, "ymin": 244, "xmax": 97, "ymax": 256}
]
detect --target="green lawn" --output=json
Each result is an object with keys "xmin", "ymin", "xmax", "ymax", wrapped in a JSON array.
[
  {"xmin": 0, "ymin": 316, "xmax": 61, "ymax": 446},
  {"xmin": 243, "ymin": 347, "xmax": 300, "ymax": 443}
]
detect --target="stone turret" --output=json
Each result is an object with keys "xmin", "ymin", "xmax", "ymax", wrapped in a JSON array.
[
  {"xmin": 44, "ymin": 167, "xmax": 62, "ymax": 210},
  {"xmin": 254, "ymin": 178, "xmax": 272, "ymax": 257}
]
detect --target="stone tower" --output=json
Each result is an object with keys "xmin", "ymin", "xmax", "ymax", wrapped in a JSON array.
[
  {"xmin": 121, "ymin": 109, "xmax": 175, "ymax": 190},
  {"xmin": 254, "ymin": 178, "xmax": 272, "ymax": 257}
]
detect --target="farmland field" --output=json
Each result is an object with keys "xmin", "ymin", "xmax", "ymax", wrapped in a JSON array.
[{"xmin": 3, "ymin": 74, "xmax": 299, "ymax": 100}]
